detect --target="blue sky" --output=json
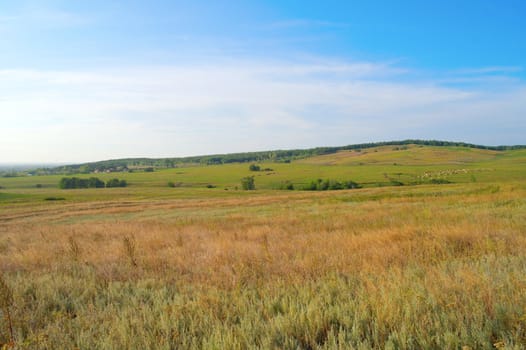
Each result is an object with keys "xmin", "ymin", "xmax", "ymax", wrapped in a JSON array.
[{"xmin": 1, "ymin": 0, "xmax": 525, "ymax": 163}]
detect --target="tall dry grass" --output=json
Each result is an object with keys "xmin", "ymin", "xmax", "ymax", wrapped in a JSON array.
[{"xmin": 0, "ymin": 183, "xmax": 525, "ymax": 348}]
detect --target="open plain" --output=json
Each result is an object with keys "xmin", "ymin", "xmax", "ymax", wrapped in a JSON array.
[{"xmin": 1, "ymin": 145, "xmax": 525, "ymax": 349}]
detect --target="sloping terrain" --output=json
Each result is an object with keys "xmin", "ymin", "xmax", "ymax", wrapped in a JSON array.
[
  {"xmin": 297, "ymin": 144, "xmax": 502, "ymax": 166},
  {"xmin": 1, "ymin": 145, "xmax": 526, "ymax": 204}
]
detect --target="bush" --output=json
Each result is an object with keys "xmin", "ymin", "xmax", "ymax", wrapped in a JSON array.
[
  {"xmin": 303, "ymin": 179, "xmax": 361, "ymax": 191},
  {"xmin": 429, "ymin": 178, "xmax": 451, "ymax": 184},
  {"xmin": 168, "ymin": 181, "xmax": 175, "ymax": 188},
  {"xmin": 106, "ymin": 178, "xmax": 127, "ymax": 188},
  {"xmin": 59, "ymin": 177, "xmax": 91, "ymax": 189},
  {"xmin": 389, "ymin": 180, "xmax": 404, "ymax": 186},
  {"xmin": 249, "ymin": 164, "xmax": 261, "ymax": 171},
  {"xmin": 88, "ymin": 177, "xmax": 105, "ymax": 188},
  {"xmin": 106, "ymin": 179, "xmax": 119, "ymax": 188},
  {"xmin": 59, "ymin": 177, "xmax": 106, "ymax": 189},
  {"xmin": 44, "ymin": 197, "xmax": 65, "ymax": 201},
  {"xmin": 343, "ymin": 180, "xmax": 360, "ymax": 189},
  {"xmin": 241, "ymin": 176, "xmax": 255, "ymax": 190},
  {"xmin": 318, "ymin": 179, "xmax": 330, "ymax": 191},
  {"xmin": 328, "ymin": 180, "xmax": 343, "ymax": 190},
  {"xmin": 276, "ymin": 181, "xmax": 294, "ymax": 190},
  {"xmin": 303, "ymin": 180, "xmax": 319, "ymax": 191}
]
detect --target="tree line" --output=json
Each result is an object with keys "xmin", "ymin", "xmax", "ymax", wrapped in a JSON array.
[
  {"xmin": 39, "ymin": 139, "xmax": 526, "ymax": 175},
  {"xmin": 59, "ymin": 177, "xmax": 127, "ymax": 189}
]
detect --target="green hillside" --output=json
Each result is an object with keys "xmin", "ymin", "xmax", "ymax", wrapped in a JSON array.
[
  {"xmin": 1, "ymin": 143, "xmax": 525, "ymax": 205},
  {"xmin": 15, "ymin": 139, "xmax": 524, "ymax": 176},
  {"xmin": 297, "ymin": 144, "xmax": 504, "ymax": 165}
]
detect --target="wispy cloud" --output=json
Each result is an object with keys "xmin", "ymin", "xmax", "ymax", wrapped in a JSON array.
[
  {"xmin": 405, "ymin": 64, "xmax": 524, "ymax": 89},
  {"xmin": 0, "ymin": 59, "xmax": 525, "ymax": 162},
  {"xmin": 453, "ymin": 66, "xmax": 523, "ymax": 75}
]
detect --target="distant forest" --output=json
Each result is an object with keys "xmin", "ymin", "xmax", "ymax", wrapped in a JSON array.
[{"xmin": 16, "ymin": 139, "xmax": 526, "ymax": 176}]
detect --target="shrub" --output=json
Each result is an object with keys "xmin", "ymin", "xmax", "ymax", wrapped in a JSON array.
[
  {"xmin": 59, "ymin": 177, "xmax": 106, "ymax": 189},
  {"xmin": 106, "ymin": 178, "xmax": 119, "ymax": 188},
  {"xmin": 241, "ymin": 176, "xmax": 255, "ymax": 190},
  {"xmin": 106, "ymin": 178, "xmax": 127, "ymax": 188},
  {"xmin": 88, "ymin": 177, "xmax": 105, "ymax": 188},
  {"xmin": 429, "ymin": 178, "xmax": 451, "ymax": 184},
  {"xmin": 343, "ymin": 180, "xmax": 360, "ymax": 189},
  {"xmin": 389, "ymin": 180, "xmax": 404, "ymax": 186},
  {"xmin": 59, "ymin": 177, "xmax": 87, "ymax": 189},
  {"xmin": 318, "ymin": 179, "xmax": 330, "ymax": 191},
  {"xmin": 328, "ymin": 180, "xmax": 343, "ymax": 190},
  {"xmin": 249, "ymin": 164, "xmax": 261, "ymax": 171},
  {"xmin": 303, "ymin": 180, "xmax": 319, "ymax": 191},
  {"xmin": 44, "ymin": 197, "xmax": 65, "ymax": 201},
  {"xmin": 303, "ymin": 179, "xmax": 361, "ymax": 191},
  {"xmin": 277, "ymin": 181, "xmax": 294, "ymax": 190}
]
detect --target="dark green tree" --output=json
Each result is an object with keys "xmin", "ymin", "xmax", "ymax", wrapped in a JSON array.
[
  {"xmin": 106, "ymin": 178, "xmax": 121, "ymax": 188},
  {"xmin": 241, "ymin": 176, "xmax": 255, "ymax": 190},
  {"xmin": 88, "ymin": 177, "xmax": 105, "ymax": 188}
]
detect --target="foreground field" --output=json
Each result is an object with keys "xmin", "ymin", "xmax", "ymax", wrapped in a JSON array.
[{"xmin": 1, "ymin": 179, "xmax": 525, "ymax": 349}]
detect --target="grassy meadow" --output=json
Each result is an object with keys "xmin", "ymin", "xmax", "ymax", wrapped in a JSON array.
[{"xmin": 1, "ymin": 144, "xmax": 526, "ymax": 349}]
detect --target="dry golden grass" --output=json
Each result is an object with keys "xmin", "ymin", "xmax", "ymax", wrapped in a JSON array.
[
  {"xmin": 298, "ymin": 144, "xmax": 501, "ymax": 166},
  {"xmin": 0, "ymin": 182, "xmax": 525, "ymax": 348}
]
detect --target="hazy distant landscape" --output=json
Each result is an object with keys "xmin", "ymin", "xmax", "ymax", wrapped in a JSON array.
[{"xmin": 0, "ymin": 164, "xmax": 63, "ymax": 172}]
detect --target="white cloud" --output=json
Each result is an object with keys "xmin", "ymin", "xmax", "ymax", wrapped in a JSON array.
[
  {"xmin": 0, "ymin": 60, "xmax": 525, "ymax": 163},
  {"xmin": 452, "ymin": 66, "xmax": 523, "ymax": 75}
]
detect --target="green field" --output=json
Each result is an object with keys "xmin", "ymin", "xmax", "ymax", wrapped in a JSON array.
[
  {"xmin": 2, "ymin": 145, "xmax": 525, "ymax": 204},
  {"xmin": 1, "ymin": 144, "xmax": 526, "ymax": 349}
]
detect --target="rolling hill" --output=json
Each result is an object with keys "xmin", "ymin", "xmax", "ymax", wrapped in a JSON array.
[
  {"xmin": 0, "ymin": 141, "xmax": 525, "ymax": 204},
  {"xmin": 24, "ymin": 139, "xmax": 525, "ymax": 176}
]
